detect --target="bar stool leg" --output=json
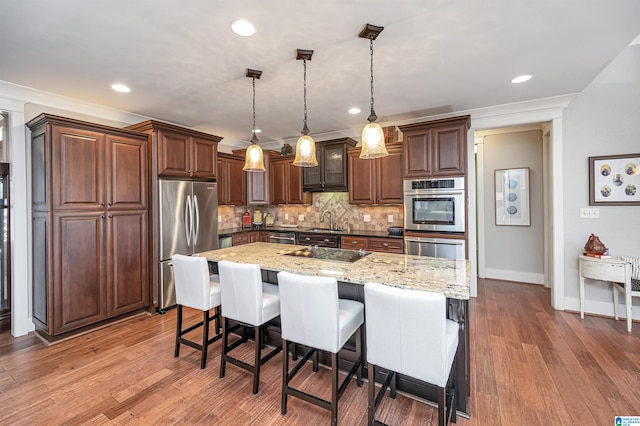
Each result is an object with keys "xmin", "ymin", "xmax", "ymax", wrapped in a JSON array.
[
  {"xmin": 174, "ymin": 305, "xmax": 183, "ymax": 357},
  {"xmin": 220, "ymin": 316, "xmax": 228, "ymax": 378},
  {"xmin": 331, "ymin": 352, "xmax": 339, "ymax": 426},
  {"xmin": 356, "ymin": 326, "xmax": 362, "ymax": 387},
  {"xmin": 367, "ymin": 363, "xmax": 376, "ymax": 426},
  {"xmin": 437, "ymin": 386, "xmax": 446, "ymax": 426},
  {"xmin": 281, "ymin": 338, "xmax": 289, "ymax": 415},
  {"xmin": 201, "ymin": 310, "xmax": 210, "ymax": 369},
  {"xmin": 253, "ymin": 325, "xmax": 261, "ymax": 394}
]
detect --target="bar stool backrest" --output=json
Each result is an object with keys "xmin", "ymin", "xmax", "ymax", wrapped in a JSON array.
[
  {"xmin": 364, "ymin": 282, "xmax": 454, "ymax": 387},
  {"xmin": 172, "ymin": 254, "xmax": 213, "ymax": 311},
  {"xmin": 218, "ymin": 260, "xmax": 265, "ymax": 326},
  {"xmin": 277, "ymin": 271, "xmax": 340, "ymax": 353}
]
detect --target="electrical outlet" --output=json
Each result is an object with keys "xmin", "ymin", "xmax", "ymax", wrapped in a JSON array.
[
  {"xmin": 580, "ymin": 207, "xmax": 600, "ymax": 219},
  {"xmin": 218, "ymin": 215, "xmax": 222, "ymax": 223},
  {"xmin": 285, "ymin": 213, "xmax": 289, "ymax": 220},
  {"xmin": 387, "ymin": 215, "xmax": 393, "ymax": 223},
  {"xmin": 298, "ymin": 214, "xmax": 305, "ymax": 221},
  {"xmin": 363, "ymin": 214, "xmax": 371, "ymax": 222}
]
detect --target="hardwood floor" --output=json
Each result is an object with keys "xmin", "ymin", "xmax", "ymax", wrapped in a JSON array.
[{"xmin": 1, "ymin": 279, "xmax": 639, "ymax": 425}]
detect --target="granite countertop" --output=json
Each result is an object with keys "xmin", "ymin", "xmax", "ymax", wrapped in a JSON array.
[
  {"xmin": 218, "ymin": 226, "xmax": 404, "ymax": 239},
  {"xmin": 197, "ymin": 242, "xmax": 470, "ymax": 300}
]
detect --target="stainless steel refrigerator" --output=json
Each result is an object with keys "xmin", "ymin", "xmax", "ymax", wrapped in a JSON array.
[{"xmin": 158, "ymin": 179, "xmax": 218, "ymax": 312}]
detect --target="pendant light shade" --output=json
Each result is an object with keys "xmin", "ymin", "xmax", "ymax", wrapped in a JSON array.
[
  {"xmin": 359, "ymin": 24, "xmax": 388, "ymax": 159},
  {"xmin": 243, "ymin": 68, "xmax": 266, "ymax": 172},
  {"xmin": 293, "ymin": 49, "xmax": 318, "ymax": 167}
]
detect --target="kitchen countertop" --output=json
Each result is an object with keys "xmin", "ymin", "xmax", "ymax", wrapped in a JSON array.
[
  {"xmin": 197, "ymin": 242, "xmax": 469, "ymax": 300},
  {"xmin": 218, "ymin": 226, "xmax": 404, "ymax": 239}
]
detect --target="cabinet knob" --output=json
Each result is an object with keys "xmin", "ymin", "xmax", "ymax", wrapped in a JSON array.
[
  {"xmin": 109, "ymin": 215, "xmax": 113, "ymax": 218},
  {"xmin": 108, "ymin": 202, "xmax": 112, "ymax": 206},
  {"xmin": 101, "ymin": 202, "xmax": 105, "ymax": 206},
  {"xmin": 304, "ymin": 237, "xmax": 310, "ymax": 241},
  {"xmin": 352, "ymin": 241, "xmax": 357, "ymax": 244},
  {"xmin": 324, "ymin": 239, "xmax": 329, "ymax": 242},
  {"xmin": 100, "ymin": 215, "xmax": 105, "ymax": 219},
  {"xmin": 383, "ymin": 243, "xmax": 389, "ymax": 247}
]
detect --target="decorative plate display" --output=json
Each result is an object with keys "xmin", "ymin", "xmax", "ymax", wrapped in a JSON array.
[
  {"xmin": 625, "ymin": 162, "xmax": 637, "ymax": 175},
  {"xmin": 600, "ymin": 164, "xmax": 611, "ymax": 176}
]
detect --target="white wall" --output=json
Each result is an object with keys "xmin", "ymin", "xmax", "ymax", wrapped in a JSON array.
[
  {"xmin": 481, "ymin": 130, "xmax": 545, "ymax": 284},
  {"xmin": 562, "ymin": 44, "xmax": 640, "ymax": 318}
]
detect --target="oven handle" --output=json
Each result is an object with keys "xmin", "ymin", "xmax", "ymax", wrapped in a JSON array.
[
  {"xmin": 404, "ymin": 191, "xmax": 464, "ymax": 197},
  {"xmin": 269, "ymin": 236, "xmax": 296, "ymax": 243},
  {"xmin": 404, "ymin": 236, "xmax": 465, "ymax": 245}
]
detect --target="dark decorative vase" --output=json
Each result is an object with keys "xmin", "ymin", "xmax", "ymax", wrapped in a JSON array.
[
  {"xmin": 281, "ymin": 143, "xmax": 293, "ymax": 156},
  {"xmin": 584, "ymin": 233, "xmax": 607, "ymax": 255}
]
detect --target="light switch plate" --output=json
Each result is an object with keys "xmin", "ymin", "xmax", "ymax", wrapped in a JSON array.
[
  {"xmin": 364, "ymin": 214, "xmax": 371, "ymax": 222},
  {"xmin": 388, "ymin": 215, "xmax": 393, "ymax": 223},
  {"xmin": 580, "ymin": 207, "xmax": 600, "ymax": 219},
  {"xmin": 298, "ymin": 214, "xmax": 305, "ymax": 221},
  {"xmin": 218, "ymin": 215, "xmax": 222, "ymax": 223},
  {"xmin": 285, "ymin": 213, "xmax": 289, "ymax": 220}
]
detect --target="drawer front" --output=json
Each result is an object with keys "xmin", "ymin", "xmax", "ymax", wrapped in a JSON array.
[
  {"xmin": 232, "ymin": 233, "xmax": 250, "ymax": 246},
  {"xmin": 297, "ymin": 233, "xmax": 340, "ymax": 248},
  {"xmin": 341, "ymin": 236, "xmax": 367, "ymax": 249},
  {"xmin": 580, "ymin": 258, "xmax": 626, "ymax": 282},
  {"xmin": 368, "ymin": 237, "xmax": 404, "ymax": 254}
]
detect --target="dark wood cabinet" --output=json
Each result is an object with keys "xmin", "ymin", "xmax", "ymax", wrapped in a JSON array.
[
  {"xmin": 270, "ymin": 157, "xmax": 312, "ymax": 205},
  {"xmin": 348, "ymin": 145, "xmax": 403, "ymax": 204},
  {"xmin": 399, "ymin": 116, "xmax": 470, "ymax": 178},
  {"xmin": 339, "ymin": 235, "xmax": 403, "ymax": 254},
  {"xmin": 126, "ymin": 120, "xmax": 221, "ymax": 179},
  {"xmin": 303, "ymin": 138, "xmax": 357, "ymax": 192},
  {"xmin": 233, "ymin": 149, "xmax": 272, "ymax": 205},
  {"xmin": 217, "ymin": 153, "xmax": 246, "ymax": 206},
  {"xmin": 27, "ymin": 114, "xmax": 150, "ymax": 340},
  {"xmin": 232, "ymin": 231, "xmax": 259, "ymax": 246}
]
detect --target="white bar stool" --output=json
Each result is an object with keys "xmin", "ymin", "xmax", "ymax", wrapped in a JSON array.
[
  {"xmin": 172, "ymin": 254, "xmax": 222, "ymax": 369},
  {"xmin": 277, "ymin": 271, "xmax": 364, "ymax": 426},
  {"xmin": 364, "ymin": 282, "xmax": 459, "ymax": 426},
  {"xmin": 217, "ymin": 260, "xmax": 282, "ymax": 394}
]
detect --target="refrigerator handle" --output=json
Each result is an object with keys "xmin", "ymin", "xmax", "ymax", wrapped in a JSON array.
[
  {"xmin": 185, "ymin": 195, "xmax": 192, "ymax": 246},
  {"xmin": 193, "ymin": 194, "xmax": 200, "ymax": 246}
]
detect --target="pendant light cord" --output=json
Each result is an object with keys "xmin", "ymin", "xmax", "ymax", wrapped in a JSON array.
[
  {"xmin": 252, "ymin": 77, "xmax": 256, "ymax": 135},
  {"xmin": 368, "ymin": 38, "xmax": 377, "ymax": 123},
  {"xmin": 303, "ymin": 58, "xmax": 309, "ymax": 133}
]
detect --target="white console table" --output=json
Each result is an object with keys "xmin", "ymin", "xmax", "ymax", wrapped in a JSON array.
[{"xmin": 578, "ymin": 254, "xmax": 633, "ymax": 331}]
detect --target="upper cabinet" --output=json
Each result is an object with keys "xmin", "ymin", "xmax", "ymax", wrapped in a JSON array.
[
  {"xmin": 270, "ymin": 157, "xmax": 312, "ymax": 205},
  {"xmin": 217, "ymin": 153, "xmax": 246, "ymax": 206},
  {"xmin": 233, "ymin": 149, "xmax": 273, "ymax": 206},
  {"xmin": 126, "ymin": 120, "xmax": 222, "ymax": 179},
  {"xmin": 303, "ymin": 138, "xmax": 357, "ymax": 192},
  {"xmin": 398, "ymin": 115, "xmax": 470, "ymax": 178},
  {"xmin": 348, "ymin": 145, "xmax": 403, "ymax": 205}
]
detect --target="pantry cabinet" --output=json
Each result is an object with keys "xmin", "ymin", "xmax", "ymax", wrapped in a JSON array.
[
  {"xmin": 28, "ymin": 114, "xmax": 149, "ymax": 340},
  {"xmin": 399, "ymin": 115, "xmax": 470, "ymax": 178}
]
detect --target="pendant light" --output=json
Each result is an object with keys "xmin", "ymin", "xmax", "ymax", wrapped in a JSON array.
[
  {"xmin": 293, "ymin": 49, "xmax": 318, "ymax": 167},
  {"xmin": 359, "ymin": 24, "xmax": 388, "ymax": 159},
  {"xmin": 243, "ymin": 68, "xmax": 265, "ymax": 172}
]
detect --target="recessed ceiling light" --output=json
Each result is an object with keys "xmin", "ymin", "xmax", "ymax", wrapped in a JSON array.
[
  {"xmin": 511, "ymin": 75, "xmax": 532, "ymax": 84},
  {"xmin": 111, "ymin": 83, "xmax": 131, "ymax": 93},
  {"xmin": 253, "ymin": 129, "xmax": 262, "ymax": 134},
  {"xmin": 231, "ymin": 19, "xmax": 255, "ymax": 36},
  {"xmin": 348, "ymin": 107, "xmax": 361, "ymax": 114}
]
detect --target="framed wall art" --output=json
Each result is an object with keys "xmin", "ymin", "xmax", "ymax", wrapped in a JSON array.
[
  {"xmin": 495, "ymin": 167, "xmax": 530, "ymax": 226},
  {"xmin": 589, "ymin": 153, "xmax": 640, "ymax": 205}
]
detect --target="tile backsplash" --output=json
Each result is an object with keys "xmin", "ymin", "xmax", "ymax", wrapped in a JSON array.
[{"xmin": 219, "ymin": 192, "xmax": 403, "ymax": 231}]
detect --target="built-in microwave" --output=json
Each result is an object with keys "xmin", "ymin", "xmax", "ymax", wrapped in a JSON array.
[{"xmin": 403, "ymin": 177, "xmax": 465, "ymax": 233}]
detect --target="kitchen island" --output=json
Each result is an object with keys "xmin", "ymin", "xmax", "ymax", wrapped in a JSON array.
[{"xmin": 197, "ymin": 242, "xmax": 471, "ymax": 416}]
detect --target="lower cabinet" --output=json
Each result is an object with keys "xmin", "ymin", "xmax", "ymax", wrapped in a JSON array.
[
  {"xmin": 39, "ymin": 210, "xmax": 149, "ymax": 337},
  {"xmin": 232, "ymin": 231, "xmax": 259, "ymax": 246},
  {"xmin": 340, "ymin": 236, "xmax": 404, "ymax": 254}
]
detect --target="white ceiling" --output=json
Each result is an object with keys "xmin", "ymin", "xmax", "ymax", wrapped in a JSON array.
[{"xmin": 2, "ymin": 1, "xmax": 640, "ymax": 150}]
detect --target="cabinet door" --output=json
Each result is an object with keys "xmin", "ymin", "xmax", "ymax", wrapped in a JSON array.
[
  {"xmin": 248, "ymin": 231, "xmax": 260, "ymax": 243},
  {"xmin": 322, "ymin": 143, "xmax": 348, "ymax": 190},
  {"xmin": 247, "ymin": 155, "xmax": 270, "ymax": 205},
  {"xmin": 431, "ymin": 123, "xmax": 466, "ymax": 176},
  {"xmin": 105, "ymin": 135, "xmax": 148, "ymax": 211},
  {"xmin": 286, "ymin": 160, "xmax": 307, "ymax": 204},
  {"xmin": 376, "ymin": 145, "xmax": 403, "ymax": 204},
  {"xmin": 302, "ymin": 161, "xmax": 322, "ymax": 191},
  {"xmin": 341, "ymin": 236, "xmax": 367, "ymax": 250},
  {"xmin": 52, "ymin": 125, "xmax": 105, "ymax": 210},
  {"xmin": 348, "ymin": 149, "xmax": 376, "ymax": 204},
  {"xmin": 403, "ymin": 130, "xmax": 432, "ymax": 178},
  {"xmin": 368, "ymin": 237, "xmax": 404, "ymax": 254},
  {"xmin": 191, "ymin": 137, "xmax": 218, "ymax": 179},
  {"xmin": 232, "ymin": 233, "xmax": 250, "ymax": 246},
  {"xmin": 260, "ymin": 232, "xmax": 272, "ymax": 242},
  {"xmin": 107, "ymin": 210, "xmax": 149, "ymax": 317},
  {"xmin": 157, "ymin": 128, "xmax": 190, "ymax": 177},
  {"xmin": 52, "ymin": 212, "xmax": 106, "ymax": 334},
  {"xmin": 217, "ymin": 157, "xmax": 226, "ymax": 205},
  {"xmin": 225, "ymin": 157, "xmax": 246, "ymax": 206},
  {"xmin": 270, "ymin": 160, "xmax": 288, "ymax": 205}
]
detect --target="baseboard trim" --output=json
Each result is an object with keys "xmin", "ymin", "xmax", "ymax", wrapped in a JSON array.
[
  {"xmin": 482, "ymin": 268, "xmax": 544, "ymax": 285},
  {"xmin": 564, "ymin": 296, "xmax": 640, "ymax": 321}
]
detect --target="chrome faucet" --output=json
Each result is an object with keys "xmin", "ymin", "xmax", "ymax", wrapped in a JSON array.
[{"xmin": 320, "ymin": 211, "xmax": 334, "ymax": 230}]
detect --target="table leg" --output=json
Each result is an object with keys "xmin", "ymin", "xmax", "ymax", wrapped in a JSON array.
[{"xmin": 579, "ymin": 276, "xmax": 585, "ymax": 319}]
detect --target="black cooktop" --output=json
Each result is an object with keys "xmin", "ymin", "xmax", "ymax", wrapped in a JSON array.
[{"xmin": 284, "ymin": 247, "xmax": 369, "ymax": 263}]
